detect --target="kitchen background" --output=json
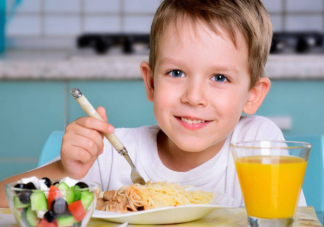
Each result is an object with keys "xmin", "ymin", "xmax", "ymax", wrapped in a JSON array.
[{"xmin": 0, "ymin": 0, "xmax": 324, "ymax": 181}]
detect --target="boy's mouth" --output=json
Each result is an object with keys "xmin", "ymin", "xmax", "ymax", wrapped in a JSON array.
[
  {"xmin": 180, "ymin": 117, "xmax": 205, "ymax": 124},
  {"xmin": 174, "ymin": 116, "xmax": 212, "ymax": 127}
]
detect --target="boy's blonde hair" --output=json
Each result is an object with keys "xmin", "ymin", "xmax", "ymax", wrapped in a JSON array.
[{"xmin": 149, "ymin": 0, "xmax": 272, "ymax": 88}]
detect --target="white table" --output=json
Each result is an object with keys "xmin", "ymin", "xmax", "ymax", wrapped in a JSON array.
[{"xmin": 0, "ymin": 207, "xmax": 322, "ymax": 227}]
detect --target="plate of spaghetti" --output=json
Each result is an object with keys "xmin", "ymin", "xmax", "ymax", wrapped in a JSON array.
[{"xmin": 92, "ymin": 181, "xmax": 238, "ymax": 224}]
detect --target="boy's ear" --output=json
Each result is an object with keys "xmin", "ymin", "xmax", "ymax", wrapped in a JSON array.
[
  {"xmin": 243, "ymin": 77, "xmax": 271, "ymax": 115},
  {"xmin": 140, "ymin": 61, "xmax": 154, "ymax": 102}
]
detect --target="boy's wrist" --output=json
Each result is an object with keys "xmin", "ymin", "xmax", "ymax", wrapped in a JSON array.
[
  {"xmin": 59, "ymin": 160, "xmax": 87, "ymax": 180},
  {"xmin": 57, "ymin": 160, "xmax": 69, "ymax": 178}
]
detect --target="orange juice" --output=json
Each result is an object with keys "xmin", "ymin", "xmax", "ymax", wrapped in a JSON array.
[{"xmin": 235, "ymin": 156, "xmax": 307, "ymax": 219}]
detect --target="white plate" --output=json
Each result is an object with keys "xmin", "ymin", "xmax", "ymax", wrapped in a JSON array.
[{"xmin": 92, "ymin": 189, "xmax": 239, "ymax": 224}]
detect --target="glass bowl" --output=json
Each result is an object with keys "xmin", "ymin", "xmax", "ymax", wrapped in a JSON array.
[{"xmin": 5, "ymin": 179, "xmax": 100, "ymax": 227}]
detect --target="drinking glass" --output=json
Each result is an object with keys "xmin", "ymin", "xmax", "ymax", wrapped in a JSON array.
[{"xmin": 231, "ymin": 141, "xmax": 311, "ymax": 227}]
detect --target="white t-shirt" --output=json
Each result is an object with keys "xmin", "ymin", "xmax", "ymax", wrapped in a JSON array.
[{"xmin": 79, "ymin": 115, "xmax": 307, "ymax": 207}]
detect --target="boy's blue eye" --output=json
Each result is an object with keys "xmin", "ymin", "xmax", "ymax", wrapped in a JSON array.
[
  {"xmin": 169, "ymin": 70, "xmax": 184, "ymax": 78},
  {"xmin": 212, "ymin": 74, "xmax": 228, "ymax": 83}
]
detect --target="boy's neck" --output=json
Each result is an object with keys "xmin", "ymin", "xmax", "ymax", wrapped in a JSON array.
[{"xmin": 157, "ymin": 130, "xmax": 226, "ymax": 172}]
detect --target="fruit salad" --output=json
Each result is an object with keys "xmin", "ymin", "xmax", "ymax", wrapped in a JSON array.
[{"xmin": 6, "ymin": 177, "xmax": 100, "ymax": 227}]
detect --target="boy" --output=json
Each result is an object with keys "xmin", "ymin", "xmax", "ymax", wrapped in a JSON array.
[{"xmin": 0, "ymin": 0, "xmax": 306, "ymax": 207}]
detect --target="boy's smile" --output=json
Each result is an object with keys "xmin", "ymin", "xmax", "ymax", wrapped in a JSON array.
[
  {"xmin": 175, "ymin": 116, "xmax": 212, "ymax": 130},
  {"xmin": 141, "ymin": 18, "xmax": 268, "ymax": 171}
]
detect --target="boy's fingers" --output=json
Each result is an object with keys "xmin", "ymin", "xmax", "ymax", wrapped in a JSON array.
[
  {"xmin": 69, "ymin": 145, "xmax": 92, "ymax": 163},
  {"xmin": 73, "ymin": 126, "xmax": 104, "ymax": 151},
  {"xmin": 97, "ymin": 106, "xmax": 108, "ymax": 122},
  {"xmin": 75, "ymin": 117, "xmax": 114, "ymax": 134},
  {"xmin": 65, "ymin": 133, "xmax": 100, "ymax": 158},
  {"xmin": 61, "ymin": 143, "xmax": 92, "ymax": 163}
]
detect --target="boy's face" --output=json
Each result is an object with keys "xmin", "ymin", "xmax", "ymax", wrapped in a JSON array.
[{"xmin": 149, "ymin": 19, "xmax": 252, "ymax": 152}]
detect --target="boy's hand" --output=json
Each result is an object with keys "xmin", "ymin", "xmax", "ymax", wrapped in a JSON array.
[{"xmin": 61, "ymin": 106, "xmax": 114, "ymax": 179}]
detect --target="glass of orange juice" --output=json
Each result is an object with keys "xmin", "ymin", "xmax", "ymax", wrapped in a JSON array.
[{"xmin": 231, "ymin": 141, "xmax": 311, "ymax": 227}]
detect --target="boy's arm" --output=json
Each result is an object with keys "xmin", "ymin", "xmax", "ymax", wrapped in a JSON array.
[
  {"xmin": 0, "ymin": 107, "xmax": 112, "ymax": 208},
  {"xmin": 0, "ymin": 160, "xmax": 66, "ymax": 208}
]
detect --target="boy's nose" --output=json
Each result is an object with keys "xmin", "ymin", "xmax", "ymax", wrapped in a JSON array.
[{"xmin": 180, "ymin": 81, "xmax": 208, "ymax": 107}]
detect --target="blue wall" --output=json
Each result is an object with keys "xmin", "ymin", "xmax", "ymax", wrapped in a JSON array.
[
  {"xmin": 68, "ymin": 81, "xmax": 156, "ymax": 128},
  {"xmin": 0, "ymin": 0, "xmax": 5, "ymax": 53},
  {"xmin": 257, "ymin": 80, "xmax": 324, "ymax": 137},
  {"xmin": 0, "ymin": 81, "xmax": 66, "ymax": 180}
]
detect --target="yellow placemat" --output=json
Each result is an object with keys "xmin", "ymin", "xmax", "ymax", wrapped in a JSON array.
[
  {"xmin": 88, "ymin": 207, "xmax": 322, "ymax": 227},
  {"xmin": 0, "ymin": 207, "xmax": 322, "ymax": 227}
]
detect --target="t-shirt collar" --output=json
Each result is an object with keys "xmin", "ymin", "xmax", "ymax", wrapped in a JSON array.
[{"xmin": 138, "ymin": 125, "xmax": 230, "ymax": 186}]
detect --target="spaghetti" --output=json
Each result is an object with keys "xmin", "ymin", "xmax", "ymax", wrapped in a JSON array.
[{"xmin": 96, "ymin": 181, "xmax": 213, "ymax": 213}]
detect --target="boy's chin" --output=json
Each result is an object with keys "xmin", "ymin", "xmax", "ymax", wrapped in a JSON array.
[{"xmin": 174, "ymin": 140, "xmax": 213, "ymax": 153}]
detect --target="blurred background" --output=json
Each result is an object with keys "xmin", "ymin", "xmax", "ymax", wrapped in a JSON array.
[{"xmin": 0, "ymin": 0, "xmax": 324, "ymax": 181}]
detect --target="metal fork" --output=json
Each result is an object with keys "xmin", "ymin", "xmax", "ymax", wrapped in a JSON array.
[{"xmin": 70, "ymin": 88, "xmax": 146, "ymax": 185}]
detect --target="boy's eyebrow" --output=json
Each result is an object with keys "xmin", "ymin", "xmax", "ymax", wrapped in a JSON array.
[
  {"xmin": 159, "ymin": 57, "xmax": 239, "ymax": 74},
  {"xmin": 158, "ymin": 57, "xmax": 184, "ymax": 67},
  {"xmin": 211, "ymin": 65, "xmax": 239, "ymax": 74}
]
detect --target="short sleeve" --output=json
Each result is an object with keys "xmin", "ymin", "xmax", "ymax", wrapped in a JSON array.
[{"xmin": 232, "ymin": 115, "xmax": 285, "ymax": 143}]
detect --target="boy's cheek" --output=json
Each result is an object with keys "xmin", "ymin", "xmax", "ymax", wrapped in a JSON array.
[{"xmin": 220, "ymin": 99, "xmax": 245, "ymax": 117}]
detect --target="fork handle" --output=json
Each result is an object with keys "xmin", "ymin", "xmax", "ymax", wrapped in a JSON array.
[
  {"xmin": 120, "ymin": 148, "xmax": 137, "ymax": 168},
  {"xmin": 71, "ymin": 89, "xmax": 124, "ymax": 152}
]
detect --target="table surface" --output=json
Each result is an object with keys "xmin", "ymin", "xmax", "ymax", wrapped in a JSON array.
[{"xmin": 0, "ymin": 207, "xmax": 322, "ymax": 227}]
